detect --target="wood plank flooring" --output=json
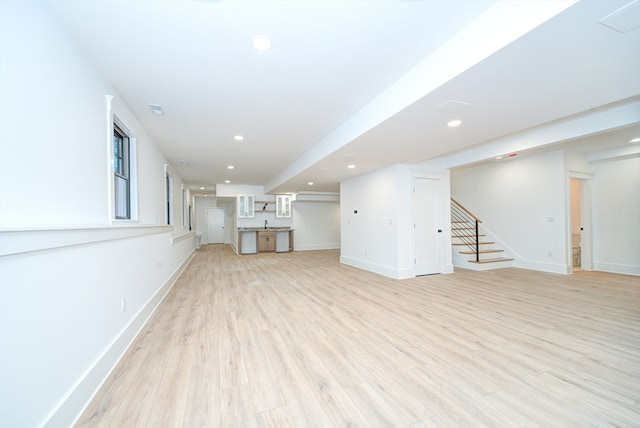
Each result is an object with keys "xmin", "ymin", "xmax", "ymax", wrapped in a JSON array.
[{"xmin": 76, "ymin": 245, "xmax": 640, "ymax": 427}]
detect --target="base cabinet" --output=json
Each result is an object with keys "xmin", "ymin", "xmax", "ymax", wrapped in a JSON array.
[
  {"xmin": 258, "ymin": 231, "xmax": 276, "ymax": 252},
  {"xmin": 238, "ymin": 229, "xmax": 294, "ymax": 254}
]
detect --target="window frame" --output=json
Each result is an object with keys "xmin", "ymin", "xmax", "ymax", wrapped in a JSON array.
[
  {"xmin": 109, "ymin": 109, "xmax": 138, "ymax": 223},
  {"xmin": 165, "ymin": 164, "xmax": 174, "ymax": 226},
  {"xmin": 113, "ymin": 123, "xmax": 130, "ymax": 219}
]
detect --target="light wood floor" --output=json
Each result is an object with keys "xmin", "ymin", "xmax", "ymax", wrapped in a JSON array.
[{"xmin": 77, "ymin": 245, "xmax": 640, "ymax": 427}]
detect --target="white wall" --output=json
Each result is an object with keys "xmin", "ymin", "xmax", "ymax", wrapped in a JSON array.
[
  {"xmin": 292, "ymin": 201, "xmax": 340, "ymax": 250},
  {"xmin": 341, "ymin": 164, "xmax": 448, "ymax": 279},
  {"xmin": 341, "ymin": 165, "xmax": 403, "ymax": 277},
  {"xmin": 591, "ymin": 155, "xmax": 640, "ymax": 275},
  {"xmin": 0, "ymin": 2, "xmax": 194, "ymax": 426},
  {"xmin": 451, "ymin": 150, "xmax": 568, "ymax": 272}
]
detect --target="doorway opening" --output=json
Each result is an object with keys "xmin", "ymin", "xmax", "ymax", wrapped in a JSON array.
[{"xmin": 568, "ymin": 174, "xmax": 592, "ymax": 273}]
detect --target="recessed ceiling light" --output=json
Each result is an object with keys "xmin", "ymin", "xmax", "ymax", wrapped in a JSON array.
[
  {"xmin": 227, "ymin": 165, "xmax": 234, "ymax": 169},
  {"xmin": 199, "ymin": 187, "xmax": 205, "ymax": 190},
  {"xmin": 252, "ymin": 35, "xmax": 272, "ymax": 51},
  {"xmin": 225, "ymin": 180, "xmax": 230, "ymax": 184},
  {"xmin": 347, "ymin": 164, "xmax": 356, "ymax": 169},
  {"xmin": 495, "ymin": 156, "xmax": 503, "ymax": 160},
  {"xmin": 148, "ymin": 103, "xmax": 164, "ymax": 116},
  {"xmin": 234, "ymin": 135, "xmax": 244, "ymax": 141},
  {"xmin": 179, "ymin": 160, "xmax": 189, "ymax": 165},
  {"xmin": 630, "ymin": 137, "xmax": 640, "ymax": 143},
  {"xmin": 307, "ymin": 181, "xmax": 314, "ymax": 186},
  {"xmin": 447, "ymin": 119, "xmax": 462, "ymax": 127}
]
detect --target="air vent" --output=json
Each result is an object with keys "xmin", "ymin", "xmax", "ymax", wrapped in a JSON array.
[
  {"xmin": 435, "ymin": 100, "xmax": 472, "ymax": 114},
  {"xmin": 148, "ymin": 103, "xmax": 165, "ymax": 116},
  {"xmin": 599, "ymin": 0, "xmax": 640, "ymax": 33}
]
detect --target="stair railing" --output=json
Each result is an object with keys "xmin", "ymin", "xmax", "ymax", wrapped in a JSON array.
[{"xmin": 451, "ymin": 198, "xmax": 482, "ymax": 262}]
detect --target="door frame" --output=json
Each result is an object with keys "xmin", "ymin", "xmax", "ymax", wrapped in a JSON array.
[{"xmin": 566, "ymin": 172, "xmax": 592, "ymax": 272}]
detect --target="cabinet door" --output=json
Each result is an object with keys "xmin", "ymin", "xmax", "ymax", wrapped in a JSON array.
[
  {"xmin": 276, "ymin": 194, "xmax": 291, "ymax": 218},
  {"xmin": 238, "ymin": 194, "xmax": 255, "ymax": 218},
  {"xmin": 258, "ymin": 232, "xmax": 276, "ymax": 252}
]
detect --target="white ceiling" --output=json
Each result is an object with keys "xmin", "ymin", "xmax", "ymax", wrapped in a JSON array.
[{"xmin": 48, "ymin": 0, "xmax": 640, "ymax": 195}]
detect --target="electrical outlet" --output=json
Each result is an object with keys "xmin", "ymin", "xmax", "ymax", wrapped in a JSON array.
[{"xmin": 121, "ymin": 297, "xmax": 126, "ymax": 312}]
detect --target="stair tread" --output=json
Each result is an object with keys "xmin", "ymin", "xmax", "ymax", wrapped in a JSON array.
[
  {"xmin": 468, "ymin": 257, "xmax": 514, "ymax": 264},
  {"xmin": 453, "ymin": 234, "xmax": 486, "ymax": 238},
  {"xmin": 460, "ymin": 249, "xmax": 504, "ymax": 254},
  {"xmin": 452, "ymin": 242, "xmax": 495, "ymax": 246}
]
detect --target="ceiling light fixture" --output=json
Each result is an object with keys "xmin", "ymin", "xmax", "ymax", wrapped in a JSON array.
[
  {"xmin": 199, "ymin": 187, "xmax": 205, "ymax": 190},
  {"xmin": 447, "ymin": 119, "xmax": 462, "ymax": 127},
  {"xmin": 252, "ymin": 35, "xmax": 272, "ymax": 51},
  {"xmin": 234, "ymin": 135, "xmax": 244, "ymax": 141},
  {"xmin": 308, "ymin": 181, "xmax": 314, "ymax": 186},
  {"xmin": 227, "ymin": 165, "xmax": 234, "ymax": 169},
  {"xmin": 148, "ymin": 103, "xmax": 165, "ymax": 116},
  {"xmin": 179, "ymin": 160, "xmax": 189, "ymax": 165},
  {"xmin": 629, "ymin": 137, "xmax": 640, "ymax": 143},
  {"xmin": 225, "ymin": 180, "xmax": 230, "ymax": 183},
  {"xmin": 495, "ymin": 156, "xmax": 503, "ymax": 160},
  {"xmin": 348, "ymin": 164, "xmax": 356, "ymax": 169}
]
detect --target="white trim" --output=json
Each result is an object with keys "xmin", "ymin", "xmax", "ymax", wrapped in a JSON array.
[
  {"xmin": 513, "ymin": 259, "xmax": 569, "ymax": 274},
  {"xmin": 171, "ymin": 231, "xmax": 195, "ymax": 245},
  {"xmin": 106, "ymin": 95, "xmax": 114, "ymax": 221},
  {"xmin": 0, "ymin": 225, "xmax": 171, "ymax": 257},
  {"xmin": 566, "ymin": 171, "xmax": 593, "ymax": 272},
  {"xmin": 340, "ymin": 255, "xmax": 414, "ymax": 279},
  {"xmin": 110, "ymin": 107, "xmax": 138, "ymax": 223},
  {"xmin": 164, "ymin": 164, "xmax": 174, "ymax": 226},
  {"xmin": 592, "ymin": 261, "xmax": 640, "ymax": 276},
  {"xmin": 46, "ymin": 251, "xmax": 195, "ymax": 428},
  {"xmin": 294, "ymin": 243, "xmax": 340, "ymax": 251}
]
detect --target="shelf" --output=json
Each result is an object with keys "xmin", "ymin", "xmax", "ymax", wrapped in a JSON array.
[
  {"xmin": 256, "ymin": 210, "xmax": 276, "ymax": 213},
  {"xmin": 255, "ymin": 200, "xmax": 274, "ymax": 204}
]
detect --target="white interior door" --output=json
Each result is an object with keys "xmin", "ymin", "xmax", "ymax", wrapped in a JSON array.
[
  {"xmin": 207, "ymin": 208, "xmax": 225, "ymax": 244},
  {"xmin": 413, "ymin": 178, "xmax": 441, "ymax": 275}
]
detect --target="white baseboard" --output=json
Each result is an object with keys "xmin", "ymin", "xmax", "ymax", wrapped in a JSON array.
[
  {"xmin": 514, "ymin": 259, "xmax": 568, "ymax": 274},
  {"xmin": 294, "ymin": 243, "xmax": 340, "ymax": 251},
  {"xmin": 593, "ymin": 261, "xmax": 640, "ymax": 276},
  {"xmin": 340, "ymin": 255, "xmax": 413, "ymax": 279},
  {"xmin": 45, "ymin": 250, "xmax": 195, "ymax": 428}
]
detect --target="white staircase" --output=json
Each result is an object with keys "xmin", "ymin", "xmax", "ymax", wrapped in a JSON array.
[{"xmin": 451, "ymin": 198, "xmax": 514, "ymax": 270}]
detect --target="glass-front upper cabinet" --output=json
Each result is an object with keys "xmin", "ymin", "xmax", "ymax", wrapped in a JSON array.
[
  {"xmin": 238, "ymin": 194, "xmax": 254, "ymax": 218},
  {"xmin": 276, "ymin": 194, "xmax": 291, "ymax": 218}
]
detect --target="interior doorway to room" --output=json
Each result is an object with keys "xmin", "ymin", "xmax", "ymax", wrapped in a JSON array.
[
  {"xmin": 207, "ymin": 207, "xmax": 225, "ymax": 244},
  {"xmin": 570, "ymin": 179, "xmax": 582, "ymax": 270},
  {"xmin": 413, "ymin": 177, "xmax": 441, "ymax": 276},
  {"xmin": 569, "ymin": 176, "xmax": 592, "ymax": 272}
]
